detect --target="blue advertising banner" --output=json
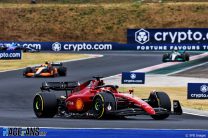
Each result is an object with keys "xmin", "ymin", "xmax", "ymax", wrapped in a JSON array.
[
  {"xmin": 0, "ymin": 50, "xmax": 22, "ymax": 60},
  {"xmin": 1, "ymin": 127, "xmax": 208, "ymax": 138},
  {"xmin": 0, "ymin": 41, "xmax": 207, "ymax": 51},
  {"xmin": 121, "ymin": 72, "xmax": 145, "ymax": 84},
  {"xmin": 188, "ymin": 83, "xmax": 208, "ymax": 99},
  {"xmin": 0, "ymin": 41, "xmax": 120, "ymax": 51},
  {"xmin": 127, "ymin": 28, "xmax": 208, "ymax": 51}
]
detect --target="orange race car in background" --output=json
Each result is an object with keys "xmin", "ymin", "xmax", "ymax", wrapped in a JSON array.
[{"xmin": 23, "ymin": 62, "xmax": 67, "ymax": 77}]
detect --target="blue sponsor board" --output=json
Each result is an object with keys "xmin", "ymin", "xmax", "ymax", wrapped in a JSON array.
[
  {"xmin": 0, "ymin": 50, "xmax": 22, "ymax": 60},
  {"xmin": 121, "ymin": 72, "xmax": 145, "ymax": 84},
  {"xmin": 128, "ymin": 28, "xmax": 208, "ymax": 44},
  {"xmin": 188, "ymin": 83, "xmax": 208, "ymax": 99},
  {"xmin": 127, "ymin": 28, "xmax": 208, "ymax": 51}
]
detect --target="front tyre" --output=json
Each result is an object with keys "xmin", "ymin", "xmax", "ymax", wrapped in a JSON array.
[
  {"xmin": 184, "ymin": 52, "xmax": 190, "ymax": 61},
  {"xmin": 162, "ymin": 53, "xmax": 169, "ymax": 62},
  {"xmin": 58, "ymin": 67, "xmax": 67, "ymax": 76},
  {"xmin": 33, "ymin": 92, "xmax": 57, "ymax": 118},
  {"xmin": 92, "ymin": 92, "xmax": 116, "ymax": 119},
  {"xmin": 149, "ymin": 92, "xmax": 171, "ymax": 120},
  {"xmin": 23, "ymin": 67, "xmax": 33, "ymax": 77}
]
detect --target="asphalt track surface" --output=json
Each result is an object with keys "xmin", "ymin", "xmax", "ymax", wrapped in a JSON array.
[{"xmin": 0, "ymin": 51, "xmax": 207, "ymax": 129}]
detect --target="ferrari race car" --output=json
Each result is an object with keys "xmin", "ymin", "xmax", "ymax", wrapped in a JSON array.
[
  {"xmin": 162, "ymin": 50, "xmax": 190, "ymax": 62},
  {"xmin": 33, "ymin": 76, "xmax": 182, "ymax": 120},
  {"xmin": 23, "ymin": 62, "xmax": 67, "ymax": 77}
]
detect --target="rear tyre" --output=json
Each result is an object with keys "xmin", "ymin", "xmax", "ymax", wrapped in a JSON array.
[
  {"xmin": 52, "ymin": 68, "xmax": 58, "ymax": 77},
  {"xmin": 162, "ymin": 53, "xmax": 169, "ymax": 62},
  {"xmin": 33, "ymin": 92, "xmax": 57, "ymax": 118},
  {"xmin": 92, "ymin": 92, "xmax": 116, "ymax": 119},
  {"xmin": 58, "ymin": 67, "xmax": 67, "ymax": 76},
  {"xmin": 23, "ymin": 67, "xmax": 33, "ymax": 77},
  {"xmin": 183, "ymin": 53, "xmax": 190, "ymax": 61},
  {"xmin": 23, "ymin": 49, "xmax": 27, "ymax": 53},
  {"xmin": 149, "ymin": 92, "xmax": 171, "ymax": 120}
]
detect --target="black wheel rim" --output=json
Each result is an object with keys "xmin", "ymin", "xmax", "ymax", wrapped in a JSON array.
[
  {"xmin": 33, "ymin": 95, "xmax": 43, "ymax": 116},
  {"xmin": 93, "ymin": 97, "xmax": 104, "ymax": 118}
]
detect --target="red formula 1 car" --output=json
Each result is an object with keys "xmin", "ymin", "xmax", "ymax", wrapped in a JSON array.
[
  {"xmin": 33, "ymin": 77, "xmax": 182, "ymax": 120},
  {"xmin": 23, "ymin": 62, "xmax": 67, "ymax": 77}
]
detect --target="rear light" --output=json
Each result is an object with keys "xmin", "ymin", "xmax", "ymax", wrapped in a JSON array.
[{"xmin": 75, "ymin": 98, "xmax": 84, "ymax": 111}]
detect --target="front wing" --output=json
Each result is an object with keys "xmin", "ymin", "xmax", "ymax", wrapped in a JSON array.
[
  {"xmin": 164, "ymin": 57, "xmax": 185, "ymax": 62},
  {"xmin": 24, "ymin": 72, "xmax": 54, "ymax": 77}
]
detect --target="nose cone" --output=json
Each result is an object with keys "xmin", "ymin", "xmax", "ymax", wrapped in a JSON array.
[{"xmin": 141, "ymin": 104, "xmax": 156, "ymax": 115}]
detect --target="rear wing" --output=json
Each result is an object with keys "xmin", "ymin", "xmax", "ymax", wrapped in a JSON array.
[
  {"xmin": 41, "ymin": 81, "xmax": 79, "ymax": 91},
  {"xmin": 51, "ymin": 62, "xmax": 63, "ymax": 66}
]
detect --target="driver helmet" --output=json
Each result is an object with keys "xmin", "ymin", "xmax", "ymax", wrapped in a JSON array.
[
  {"xmin": 173, "ymin": 47, "xmax": 178, "ymax": 53},
  {"xmin": 98, "ymin": 80, "xmax": 105, "ymax": 86}
]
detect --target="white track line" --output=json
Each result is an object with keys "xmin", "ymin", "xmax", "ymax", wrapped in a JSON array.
[
  {"xmin": 167, "ymin": 62, "xmax": 208, "ymax": 75},
  {"xmin": 183, "ymin": 112, "xmax": 208, "ymax": 118}
]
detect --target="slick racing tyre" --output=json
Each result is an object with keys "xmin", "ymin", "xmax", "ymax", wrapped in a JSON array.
[
  {"xmin": 162, "ymin": 53, "xmax": 169, "ymax": 62},
  {"xmin": 92, "ymin": 92, "xmax": 116, "ymax": 119},
  {"xmin": 52, "ymin": 68, "xmax": 58, "ymax": 77},
  {"xmin": 33, "ymin": 92, "xmax": 57, "ymax": 118},
  {"xmin": 149, "ymin": 92, "xmax": 171, "ymax": 120},
  {"xmin": 23, "ymin": 67, "xmax": 33, "ymax": 77},
  {"xmin": 183, "ymin": 52, "xmax": 190, "ymax": 61},
  {"xmin": 58, "ymin": 67, "xmax": 67, "ymax": 76}
]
